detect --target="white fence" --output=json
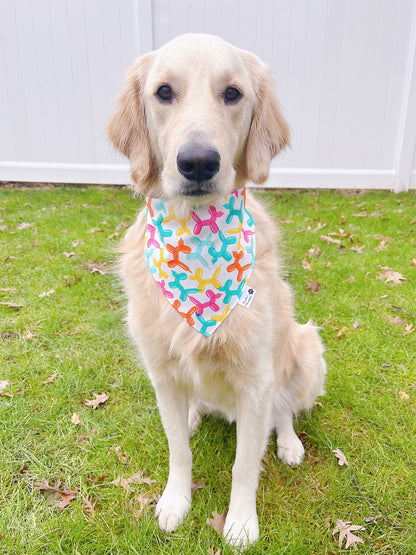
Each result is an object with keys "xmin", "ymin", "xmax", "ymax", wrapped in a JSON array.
[{"xmin": 1, "ymin": 0, "xmax": 415, "ymax": 191}]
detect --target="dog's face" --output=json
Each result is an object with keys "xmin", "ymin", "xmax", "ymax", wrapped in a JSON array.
[{"xmin": 108, "ymin": 34, "xmax": 290, "ymax": 201}]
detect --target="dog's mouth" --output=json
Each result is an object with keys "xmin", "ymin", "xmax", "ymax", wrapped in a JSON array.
[{"xmin": 178, "ymin": 180, "xmax": 219, "ymax": 197}]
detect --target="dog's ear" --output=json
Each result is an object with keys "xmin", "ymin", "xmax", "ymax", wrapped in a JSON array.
[
  {"xmin": 240, "ymin": 52, "xmax": 291, "ymax": 184},
  {"xmin": 107, "ymin": 53, "xmax": 157, "ymax": 193}
]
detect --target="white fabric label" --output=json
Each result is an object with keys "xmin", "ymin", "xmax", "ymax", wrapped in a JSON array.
[{"xmin": 238, "ymin": 284, "xmax": 256, "ymax": 308}]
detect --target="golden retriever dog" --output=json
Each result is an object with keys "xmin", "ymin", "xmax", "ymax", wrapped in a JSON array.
[{"xmin": 108, "ymin": 33, "xmax": 326, "ymax": 548}]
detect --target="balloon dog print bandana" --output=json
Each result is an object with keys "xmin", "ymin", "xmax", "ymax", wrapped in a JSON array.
[{"xmin": 144, "ymin": 188, "xmax": 256, "ymax": 337}]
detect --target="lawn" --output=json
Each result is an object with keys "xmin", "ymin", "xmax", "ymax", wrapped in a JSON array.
[{"xmin": 1, "ymin": 184, "xmax": 415, "ymax": 554}]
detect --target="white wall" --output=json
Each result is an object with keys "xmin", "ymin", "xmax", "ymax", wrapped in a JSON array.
[{"xmin": 0, "ymin": 0, "xmax": 415, "ymax": 190}]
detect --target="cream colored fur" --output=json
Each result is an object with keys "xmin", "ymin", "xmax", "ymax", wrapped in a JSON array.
[{"xmin": 108, "ymin": 34, "xmax": 326, "ymax": 549}]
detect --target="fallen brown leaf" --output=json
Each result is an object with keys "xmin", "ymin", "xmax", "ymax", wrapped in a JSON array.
[
  {"xmin": 39, "ymin": 289, "xmax": 55, "ymax": 297},
  {"xmin": 71, "ymin": 413, "xmax": 81, "ymax": 425},
  {"xmin": 399, "ymin": 391, "xmax": 409, "ymax": 400},
  {"xmin": 333, "ymin": 448, "xmax": 349, "ymax": 466},
  {"xmin": 112, "ymin": 445, "xmax": 129, "ymax": 465},
  {"xmin": 332, "ymin": 519, "xmax": 365, "ymax": 549},
  {"xmin": 307, "ymin": 247, "xmax": 321, "ymax": 257},
  {"xmin": 82, "ymin": 262, "xmax": 107, "ymax": 275},
  {"xmin": 17, "ymin": 222, "xmax": 31, "ymax": 230},
  {"xmin": 0, "ymin": 302, "xmax": 23, "ymax": 309},
  {"xmin": 321, "ymin": 235, "xmax": 341, "ymax": 245},
  {"xmin": 377, "ymin": 266, "xmax": 406, "ymax": 285},
  {"xmin": 191, "ymin": 477, "xmax": 206, "ymax": 492},
  {"xmin": 364, "ymin": 514, "xmax": 382, "ymax": 523},
  {"xmin": 337, "ymin": 326, "xmax": 348, "ymax": 339},
  {"xmin": 63, "ymin": 251, "xmax": 76, "ymax": 258},
  {"xmin": 374, "ymin": 240, "xmax": 388, "ymax": 252},
  {"xmin": 42, "ymin": 372, "xmax": 58, "ymax": 384},
  {"xmin": 302, "ymin": 259, "xmax": 313, "ymax": 271},
  {"xmin": 388, "ymin": 315, "xmax": 405, "ymax": 326},
  {"xmin": 206, "ymin": 510, "xmax": 227, "ymax": 535},
  {"xmin": 410, "ymin": 258, "xmax": 416, "ymax": 267},
  {"xmin": 0, "ymin": 380, "xmax": 9, "ymax": 392},
  {"xmin": 306, "ymin": 280, "xmax": 321, "ymax": 294},
  {"xmin": 111, "ymin": 471, "xmax": 156, "ymax": 489},
  {"xmin": 82, "ymin": 496, "xmax": 96, "ymax": 519},
  {"xmin": 404, "ymin": 324, "xmax": 414, "ymax": 335},
  {"xmin": 351, "ymin": 246, "xmax": 364, "ymax": 254},
  {"xmin": 84, "ymin": 392, "xmax": 109, "ymax": 409},
  {"xmin": 34, "ymin": 480, "xmax": 77, "ymax": 509}
]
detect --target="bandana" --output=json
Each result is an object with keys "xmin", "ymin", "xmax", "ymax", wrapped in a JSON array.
[{"xmin": 144, "ymin": 188, "xmax": 256, "ymax": 337}]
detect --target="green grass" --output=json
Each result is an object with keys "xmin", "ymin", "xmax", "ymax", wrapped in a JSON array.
[{"xmin": 1, "ymin": 185, "xmax": 415, "ymax": 554}]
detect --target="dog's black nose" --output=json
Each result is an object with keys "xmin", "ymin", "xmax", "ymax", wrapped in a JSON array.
[{"xmin": 177, "ymin": 145, "xmax": 220, "ymax": 182}]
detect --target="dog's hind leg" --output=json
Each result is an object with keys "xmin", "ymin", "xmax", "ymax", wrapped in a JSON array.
[
  {"xmin": 188, "ymin": 397, "xmax": 205, "ymax": 437},
  {"xmin": 273, "ymin": 321, "xmax": 326, "ymax": 467}
]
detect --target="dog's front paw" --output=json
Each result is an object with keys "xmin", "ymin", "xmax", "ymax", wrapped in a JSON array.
[
  {"xmin": 155, "ymin": 486, "xmax": 191, "ymax": 532},
  {"xmin": 277, "ymin": 435, "xmax": 305, "ymax": 467},
  {"xmin": 223, "ymin": 511, "xmax": 259, "ymax": 549}
]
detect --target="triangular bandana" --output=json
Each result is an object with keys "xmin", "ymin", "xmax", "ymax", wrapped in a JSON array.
[{"xmin": 144, "ymin": 188, "xmax": 256, "ymax": 337}]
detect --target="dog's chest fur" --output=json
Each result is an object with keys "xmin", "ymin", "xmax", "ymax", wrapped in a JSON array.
[{"xmin": 120, "ymin": 193, "xmax": 280, "ymax": 413}]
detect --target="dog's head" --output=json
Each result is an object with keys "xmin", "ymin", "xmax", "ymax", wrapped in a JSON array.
[{"xmin": 108, "ymin": 34, "xmax": 290, "ymax": 201}]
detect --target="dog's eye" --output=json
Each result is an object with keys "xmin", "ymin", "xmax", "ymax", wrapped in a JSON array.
[
  {"xmin": 224, "ymin": 87, "xmax": 242, "ymax": 104},
  {"xmin": 156, "ymin": 85, "xmax": 173, "ymax": 102}
]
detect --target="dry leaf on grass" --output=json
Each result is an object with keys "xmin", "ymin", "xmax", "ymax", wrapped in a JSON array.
[
  {"xmin": 42, "ymin": 372, "xmax": 58, "ymax": 384},
  {"xmin": 191, "ymin": 478, "xmax": 206, "ymax": 492},
  {"xmin": 321, "ymin": 234, "xmax": 341, "ymax": 245},
  {"xmin": 112, "ymin": 445, "xmax": 129, "ymax": 464},
  {"xmin": 306, "ymin": 280, "xmax": 321, "ymax": 294},
  {"xmin": 82, "ymin": 262, "xmax": 107, "ymax": 275},
  {"xmin": 404, "ymin": 324, "xmax": 414, "ymax": 335},
  {"xmin": 71, "ymin": 413, "xmax": 81, "ymax": 425},
  {"xmin": 0, "ymin": 380, "xmax": 9, "ymax": 392},
  {"xmin": 375, "ymin": 240, "xmax": 388, "ymax": 252},
  {"xmin": 84, "ymin": 392, "xmax": 109, "ymax": 409},
  {"xmin": 333, "ymin": 448, "xmax": 349, "ymax": 466},
  {"xmin": 111, "ymin": 470, "xmax": 156, "ymax": 489},
  {"xmin": 206, "ymin": 510, "xmax": 227, "ymax": 535},
  {"xmin": 302, "ymin": 259, "xmax": 313, "ymax": 271},
  {"xmin": 82, "ymin": 496, "xmax": 96, "ymax": 519},
  {"xmin": 307, "ymin": 247, "xmax": 321, "ymax": 257},
  {"xmin": 399, "ymin": 391, "xmax": 410, "ymax": 400},
  {"xmin": 39, "ymin": 289, "xmax": 55, "ymax": 298},
  {"xmin": 17, "ymin": 222, "xmax": 32, "ymax": 230},
  {"xmin": 34, "ymin": 480, "xmax": 77, "ymax": 509},
  {"xmin": 364, "ymin": 514, "xmax": 383, "ymax": 523},
  {"xmin": 332, "ymin": 519, "xmax": 365, "ymax": 549},
  {"xmin": 410, "ymin": 258, "xmax": 416, "ymax": 267},
  {"xmin": 337, "ymin": 327, "xmax": 348, "ymax": 339},
  {"xmin": 62, "ymin": 251, "xmax": 76, "ymax": 258},
  {"xmin": 0, "ymin": 380, "xmax": 12, "ymax": 397},
  {"xmin": 0, "ymin": 302, "xmax": 23, "ymax": 309},
  {"xmin": 377, "ymin": 266, "xmax": 406, "ymax": 285},
  {"xmin": 388, "ymin": 316, "xmax": 405, "ymax": 326},
  {"xmin": 209, "ymin": 546, "xmax": 222, "ymax": 555}
]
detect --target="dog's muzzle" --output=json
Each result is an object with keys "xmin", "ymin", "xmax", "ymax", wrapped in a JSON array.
[{"xmin": 177, "ymin": 144, "xmax": 220, "ymax": 196}]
